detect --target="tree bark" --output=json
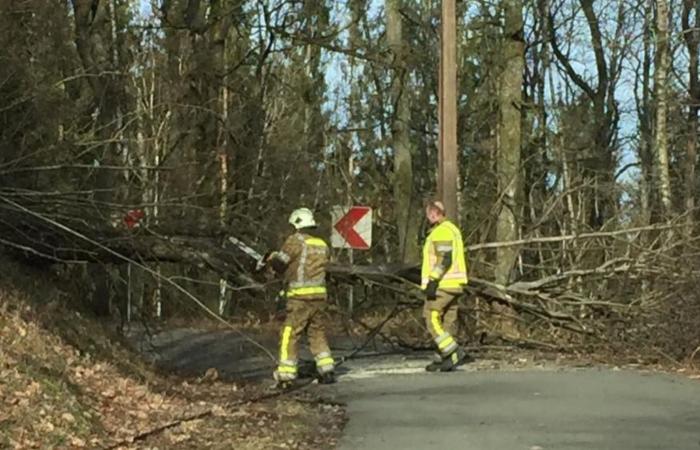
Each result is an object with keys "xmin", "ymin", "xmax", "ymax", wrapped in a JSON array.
[
  {"xmin": 496, "ymin": 0, "xmax": 524, "ymax": 285},
  {"xmin": 683, "ymin": 0, "xmax": 699, "ymax": 233},
  {"xmin": 387, "ymin": 0, "xmax": 420, "ymax": 263},
  {"xmin": 493, "ymin": 0, "xmax": 524, "ymax": 337},
  {"xmin": 638, "ymin": 0, "xmax": 654, "ymax": 226},
  {"xmin": 654, "ymin": 0, "xmax": 672, "ymax": 218}
]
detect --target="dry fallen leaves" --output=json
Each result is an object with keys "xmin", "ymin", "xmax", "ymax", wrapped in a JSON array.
[
  {"xmin": 200, "ymin": 367, "xmax": 220, "ymax": 382},
  {"xmin": 166, "ymin": 429, "xmax": 192, "ymax": 444},
  {"xmin": 70, "ymin": 436, "xmax": 86, "ymax": 447},
  {"xmin": 1, "ymin": 283, "xmax": 344, "ymax": 450}
]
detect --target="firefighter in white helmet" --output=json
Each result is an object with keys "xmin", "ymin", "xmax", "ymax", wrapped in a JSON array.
[{"xmin": 266, "ymin": 208, "xmax": 336, "ymax": 387}]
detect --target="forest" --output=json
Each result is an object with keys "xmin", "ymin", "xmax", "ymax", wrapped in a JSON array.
[{"xmin": 1, "ymin": 0, "xmax": 699, "ymax": 361}]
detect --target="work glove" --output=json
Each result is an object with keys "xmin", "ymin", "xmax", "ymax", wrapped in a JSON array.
[
  {"xmin": 268, "ymin": 253, "xmax": 288, "ymax": 274},
  {"xmin": 425, "ymin": 279, "xmax": 438, "ymax": 301},
  {"xmin": 274, "ymin": 290, "xmax": 287, "ymax": 320}
]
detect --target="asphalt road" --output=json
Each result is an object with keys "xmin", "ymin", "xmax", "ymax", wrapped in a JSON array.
[
  {"xmin": 139, "ymin": 329, "xmax": 700, "ymax": 450},
  {"xmin": 334, "ymin": 365, "xmax": 700, "ymax": 450}
]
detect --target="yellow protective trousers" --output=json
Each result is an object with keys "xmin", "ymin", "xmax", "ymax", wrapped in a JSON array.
[
  {"xmin": 274, "ymin": 298, "xmax": 334, "ymax": 381},
  {"xmin": 423, "ymin": 290, "xmax": 460, "ymax": 357}
]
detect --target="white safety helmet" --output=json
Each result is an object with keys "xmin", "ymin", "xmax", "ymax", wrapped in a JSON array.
[{"xmin": 289, "ymin": 208, "xmax": 317, "ymax": 230}]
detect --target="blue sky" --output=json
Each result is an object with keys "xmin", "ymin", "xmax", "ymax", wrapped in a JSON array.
[{"xmin": 133, "ymin": 0, "xmax": 694, "ymax": 189}]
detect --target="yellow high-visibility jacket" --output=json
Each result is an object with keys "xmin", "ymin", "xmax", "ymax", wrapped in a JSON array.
[{"xmin": 421, "ymin": 219, "xmax": 468, "ymax": 291}]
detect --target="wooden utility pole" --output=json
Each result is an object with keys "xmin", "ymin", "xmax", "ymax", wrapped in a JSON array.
[{"xmin": 439, "ymin": 0, "xmax": 458, "ymax": 220}]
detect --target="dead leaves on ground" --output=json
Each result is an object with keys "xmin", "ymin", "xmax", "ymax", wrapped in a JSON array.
[
  {"xmin": 0, "ymin": 298, "xmax": 208, "ymax": 449},
  {"xmin": 1, "ymin": 295, "xmax": 344, "ymax": 449}
]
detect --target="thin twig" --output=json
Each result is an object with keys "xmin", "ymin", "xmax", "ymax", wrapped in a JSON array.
[
  {"xmin": 689, "ymin": 346, "xmax": 700, "ymax": 369},
  {"xmin": 468, "ymin": 222, "xmax": 685, "ymax": 251}
]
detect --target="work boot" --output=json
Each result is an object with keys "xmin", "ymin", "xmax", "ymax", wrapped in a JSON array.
[
  {"xmin": 425, "ymin": 361, "xmax": 442, "ymax": 372},
  {"xmin": 456, "ymin": 348, "xmax": 475, "ymax": 366},
  {"xmin": 270, "ymin": 380, "xmax": 295, "ymax": 391},
  {"xmin": 440, "ymin": 347, "xmax": 473, "ymax": 372},
  {"xmin": 297, "ymin": 360, "xmax": 317, "ymax": 379},
  {"xmin": 272, "ymin": 369, "xmax": 298, "ymax": 390},
  {"xmin": 425, "ymin": 352, "xmax": 444, "ymax": 372},
  {"xmin": 317, "ymin": 371, "xmax": 336, "ymax": 385}
]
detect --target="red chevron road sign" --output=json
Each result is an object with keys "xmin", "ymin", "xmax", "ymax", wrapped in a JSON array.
[{"xmin": 331, "ymin": 206, "xmax": 372, "ymax": 250}]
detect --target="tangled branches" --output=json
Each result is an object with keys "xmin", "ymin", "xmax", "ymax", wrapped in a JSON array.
[{"xmin": 1, "ymin": 192, "xmax": 699, "ymax": 362}]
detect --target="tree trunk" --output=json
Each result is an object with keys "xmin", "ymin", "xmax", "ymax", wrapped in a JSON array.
[
  {"xmin": 654, "ymin": 0, "xmax": 672, "ymax": 218},
  {"xmin": 387, "ymin": 0, "xmax": 420, "ymax": 263},
  {"xmin": 496, "ymin": 0, "xmax": 524, "ymax": 285},
  {"xmin": 638, "ymin": 0, "xmax": 654, "ymax": 226},
  {"xmin": 683, "ymin": 0, "xmax": 699, "ymax": 234},
  {"xmin": 71, "ymin": 0, "xmax": 125, "ymax": 316},
  {"xmin": 493, "ymin": 0, "xmax": 524, "ymax": 337}
]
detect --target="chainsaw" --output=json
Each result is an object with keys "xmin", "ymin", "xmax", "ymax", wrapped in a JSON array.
[
  {"xmin": 227, "ymin": 236, "xmax": 287, "ymax": 313},
  {"xmin": 227, "ymin": 236, "xmax": 268, "ymax": 272}
]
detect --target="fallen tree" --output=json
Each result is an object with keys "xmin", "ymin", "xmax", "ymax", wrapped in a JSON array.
[{"xmin": 1, "ymin": 192, "xmax": 699, "ymax": 362}]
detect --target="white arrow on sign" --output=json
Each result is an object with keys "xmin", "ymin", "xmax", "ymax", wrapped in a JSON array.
[{"xmin": 331, "ymin": 206, "xmax": 372, "ymax": 250}]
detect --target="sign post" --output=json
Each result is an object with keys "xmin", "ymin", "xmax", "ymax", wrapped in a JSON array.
[{"xmin": 332, "ymin": 206, "xmax": 372, "ymax": 313}]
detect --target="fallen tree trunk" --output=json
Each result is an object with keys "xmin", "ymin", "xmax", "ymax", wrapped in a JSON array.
[
  {"xmin": 2, "ymin": 193, "xmax": 698, "ymax": 355},
  {"xmin": 0, "ymin": 205, "xmax": 601, "ymax": 339},
  {"xmin": 0, "ymin": 195, "xmax": 261, "ymax": 288},
  {"xmin": 328, "ymin": 262, "xmax": 594, "ymax": 334}
]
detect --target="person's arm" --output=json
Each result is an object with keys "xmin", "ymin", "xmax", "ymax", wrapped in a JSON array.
[
  {"xmin": 425, "ymin": 228, "xmax": 454, "ymax": 299},
  {"xmin": 267, "ymin": 234, "xmax": 301, "ymax": 273},
  {"xmin": 430, "ymin": 241, "xmax": 453, "ymax": 281}
]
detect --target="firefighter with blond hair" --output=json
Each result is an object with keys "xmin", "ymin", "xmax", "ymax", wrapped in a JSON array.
[{"xmin": 421, "ymin": 199, "xmax": 472, "ymax": 371}]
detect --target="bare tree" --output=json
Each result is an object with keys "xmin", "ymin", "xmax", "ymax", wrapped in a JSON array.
[
  {"xmin": 495, "ymin": 0, "xmax": 524, "ymax": 285},
  {"xmin": 491, "ymin": 0, "xmax": 525, "ymax": 336},
  {"xmin": 654, "ymin": 0, "xmax": 672, "ymax": 218},
  {"xmin": 637, "ymin": 0, "xmax": 655, "ymax": 225},
  {"xmin": 548, "ymin": 0, "xmax": 626, "ymax": 229},
  {"xmin": 387, "ymin": 0, "xmax": 420, "ymax": 262},
  {"xmin": 682, "ymin": 0, "xmax": 700, "ymax": 233}
]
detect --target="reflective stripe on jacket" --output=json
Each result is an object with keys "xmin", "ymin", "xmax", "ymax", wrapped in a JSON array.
[
  {"xmin": 421, "ymin": 219, "xmax": 468, "ymax": 290},
  {"xmin": 276, "ymin": 232, "xmax": 329, "ymax": 299}
]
